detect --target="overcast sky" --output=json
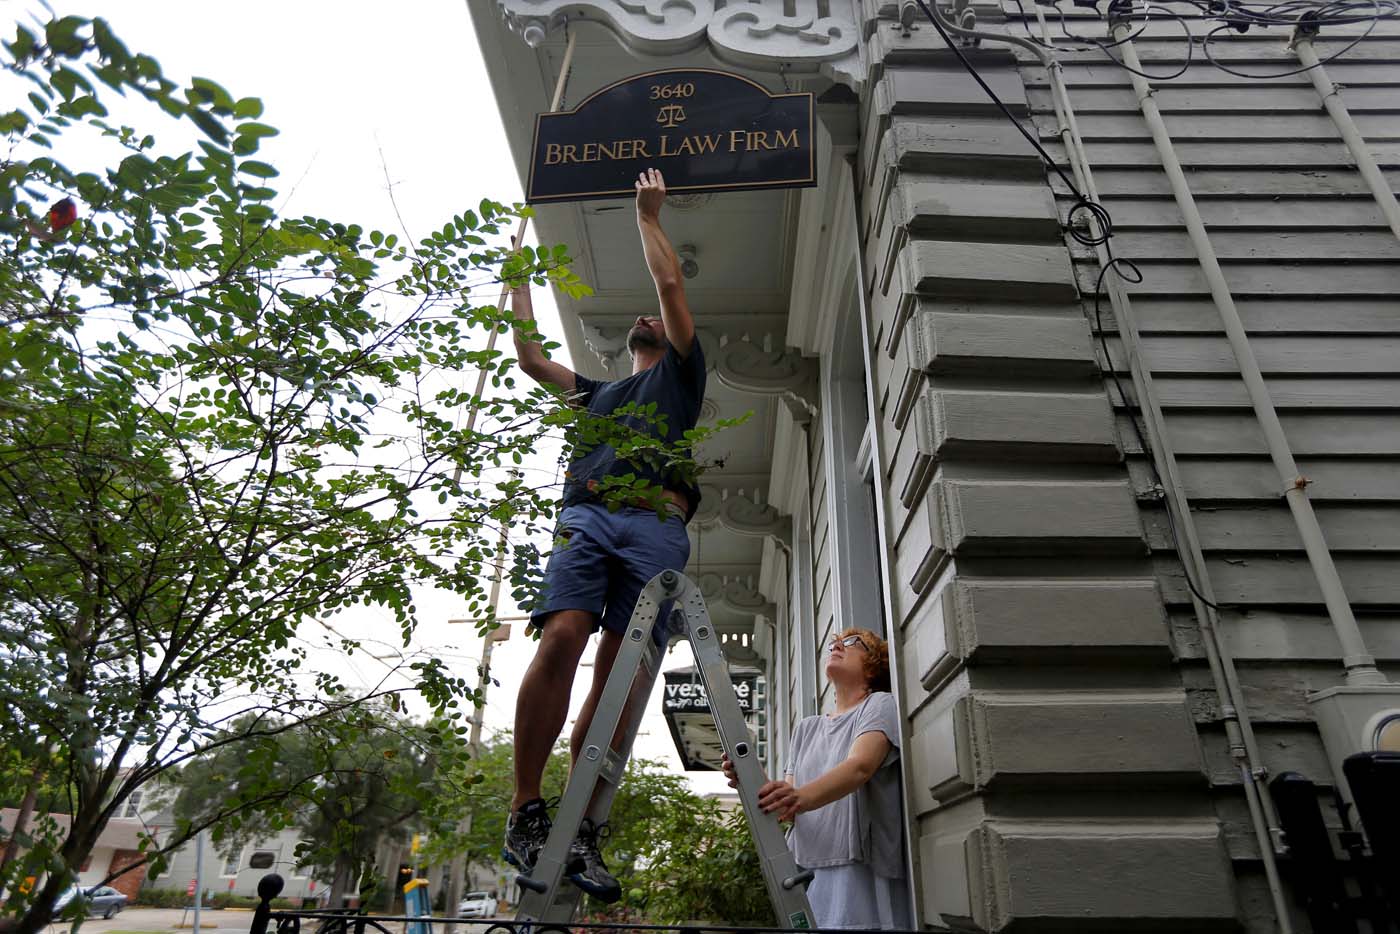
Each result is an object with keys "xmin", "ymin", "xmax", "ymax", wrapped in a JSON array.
[{"xmin": 24, "ymin": 0, "xmax": 729, "ymax": 795}]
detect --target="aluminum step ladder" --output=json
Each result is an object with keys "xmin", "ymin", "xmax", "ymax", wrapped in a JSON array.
[{"xmin": 513, "ymin": 569, "xmax": 814, "ymax": 928}]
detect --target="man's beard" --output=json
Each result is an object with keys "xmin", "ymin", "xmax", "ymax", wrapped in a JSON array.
[{"xmin": 627, "ymin": 325, "xmax": 665, "ymax": 354}]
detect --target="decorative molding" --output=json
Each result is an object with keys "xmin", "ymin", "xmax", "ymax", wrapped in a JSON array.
[
  {"xmin": 787, "ymin": 115, "xmax": 861, "ymax": 358},
  {"xmin": 497, "ymin": 1, "xmax": 866, "ymax": 89},
  {"xmin": 714, "ymin": 336, "xmax": 818, "ymax": 415},
  {"xmin": 697, "ymin": 571, "xmax": 776, "ymax": 618},
  {"xmin": 767, "ymin": 396, "xmax": 811, "ymax": 516},
  {"xmin": 710, "ymin": 2, "xmax": 864, "ymax": 88},
  {"xmin": 752, "ymin": 612, "xmax": 776, "ymax": 661},
  {"xmin": 691, "ymin": 483, "xmax": 791, "ymax": 543},
  {"xmin": 757, "ymin": 535, "xmax": 787, "ymax": 603},
  {"xmin": 580, "ymin": 322, "xmax": 629, "ymax": 375}
]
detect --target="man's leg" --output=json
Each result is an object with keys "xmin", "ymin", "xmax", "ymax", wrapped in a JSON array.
[
  {"xmin": 569, "ymin": 628, "xmax": 626, "ymax": 766},
  {"xmin": 512, "ymin": 609, "xmax": 595, "ymax": 810},
  {"xmin": 561, "ymin": 509, "xmax": 691, "ymax": 904}
]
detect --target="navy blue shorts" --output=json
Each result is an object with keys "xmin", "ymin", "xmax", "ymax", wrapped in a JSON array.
[{"xmin": 531, "ymin": 502, "xmax": 692, "ymax": 635}]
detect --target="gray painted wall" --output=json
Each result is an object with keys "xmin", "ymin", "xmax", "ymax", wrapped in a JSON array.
[{"xmin": 830, "ymin": 2, "xmax": 1400, "ymax": 930}]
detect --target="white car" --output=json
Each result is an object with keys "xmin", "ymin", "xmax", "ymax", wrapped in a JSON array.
[{"xmin": 457, "ymin": 891, "xmax": 495, "ymax": 919}]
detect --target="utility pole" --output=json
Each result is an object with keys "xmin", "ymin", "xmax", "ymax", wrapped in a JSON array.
[
  {"xmin": 193, "ymin": 829, "xmax": 205, "ymax": 933},
  {"xmin": 443, "ymin": 513, "xmax": 515, "ymax": 919}
]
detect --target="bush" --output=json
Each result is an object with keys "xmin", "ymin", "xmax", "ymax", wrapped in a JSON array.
[
  {"xmin": 133, "ymin": 889, "xmax": 300, "ymax": 910},
  {"xmin": 133, "ymin": 889, "xmax": 186, "ymax": 909}
]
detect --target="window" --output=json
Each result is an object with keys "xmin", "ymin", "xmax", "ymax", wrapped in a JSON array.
[
  {"xmin": 120, "ymin": 790, "xmax": 143, "ymax": 819},
  {"xmin": 221, "ymin": 851, "xmax": 240, "ymax": 877},
  {"xmin": 248, "ymin": 851, "xmax": 277, "ymax": 870},
  {"xmin": 820, "ymin": 296, "xmax": 887, "ymax": 639}
]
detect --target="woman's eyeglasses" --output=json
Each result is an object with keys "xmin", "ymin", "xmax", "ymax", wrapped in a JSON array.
[{"xmin": 827, "ymin": 634, "xmax": 866, "ymax": 653}]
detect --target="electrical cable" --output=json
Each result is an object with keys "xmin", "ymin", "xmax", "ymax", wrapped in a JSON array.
[
  {"xmin": 1201, "ymin": 5, "xmax": 1382, "ymax": 78},
  {"xmin": 1089, "ymin": 2, "xmax": 1199, "ymax": 80},
  {"xmin": 1003, "ymin": 0, "xmax": 1400, "ymax": 80},
  {"xmin": 910, "ymin": 0, "xmax": 1231, "ymax": 610}
]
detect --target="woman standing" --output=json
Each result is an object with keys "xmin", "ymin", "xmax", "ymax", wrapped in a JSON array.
[{"xmin": 723, "ymin": 628, "xmax": 909, "ymax": 930}]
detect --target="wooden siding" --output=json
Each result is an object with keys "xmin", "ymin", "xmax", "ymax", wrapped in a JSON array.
[
  {"xmin": 851, "ymin": 3, "xmax": 1321, "ymax": 929},
  {"xmin": 1010, "ymin": 8, "xmax": 1400, "ymax": 932}
]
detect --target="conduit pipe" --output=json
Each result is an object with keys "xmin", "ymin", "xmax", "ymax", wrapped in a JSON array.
[
  {"xmin": 1113, "ymin": 21, "xmax": 1384, "ymax": 689},
  {"xmin": 1029, "ymin": 13, "xmax": 1294, "ymax": 929},
  {"xmin": 1034, "ymin": 14, "xmax": 1291, "ymax": 930},
  {"xmin": 917, "ymin": 4, "xmax": 1293, "ymax": 928},
  {"xmin": 1292, "ymin": 29, "xmax": 1400, "ymax": 241}
]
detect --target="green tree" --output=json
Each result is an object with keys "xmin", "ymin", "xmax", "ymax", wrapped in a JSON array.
[
  {"xmin": 0, "ymin": 17, "xmax": 728, "ymax": 934},
  {"xmin": 161, "ymin": 703, "xmax": 442, "ymax": 910},
  {"xmin": 421, "ymin": 737, "xmax": 771, "ymax": 924},
  {"xmin": 627, "ymin": 798, "xmax": 776, "ymax": 926}
]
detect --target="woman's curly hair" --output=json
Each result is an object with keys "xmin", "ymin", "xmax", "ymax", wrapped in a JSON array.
[{"xmin": 836, "ymin": 627, "xmax": 891, "ymax": 693}]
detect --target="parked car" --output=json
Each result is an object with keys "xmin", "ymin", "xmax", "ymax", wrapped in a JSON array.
[
  {"xmin": 456, "ymin": 891, "xmax": 495, "ymax": 919},
  {"xmin": 54, "ymin": 885, "xmax": 129, "ymax": 919}
]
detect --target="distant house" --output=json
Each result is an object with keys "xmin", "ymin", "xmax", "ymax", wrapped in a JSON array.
[
  {"xmin": 1, "ymin": 796, "xmax": 152, "ymax": 902},
  {"xmin": 152, "ymin": 826, "xmax": 328, "ymax": 902}
]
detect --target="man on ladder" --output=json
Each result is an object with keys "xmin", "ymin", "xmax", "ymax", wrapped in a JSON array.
[{"xmin": 505, "ymin": 168, "xmax": 704, "ymax": 904}]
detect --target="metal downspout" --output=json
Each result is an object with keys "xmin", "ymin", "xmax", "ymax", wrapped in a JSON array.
[
  {"xmin": 916, "ymin": 4, "xmax": 1294, "ymax": 927},
  {"xmin": 1113, "ymin": 22, "xmax": 1385, "ymax": 689},
  {"xmin": 1292, "ymin": 30, "xmax": 1400, "ymax": 241}
]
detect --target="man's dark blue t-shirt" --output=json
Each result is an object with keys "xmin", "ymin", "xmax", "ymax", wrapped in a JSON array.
[{"xmin": 564, "ymin": 338, "xmax": 706, "ymax": 520}]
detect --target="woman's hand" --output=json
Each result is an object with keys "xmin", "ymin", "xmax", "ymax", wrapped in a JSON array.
[
  {"xmin": 758, "ymin": 780, "xmax": 805, "ymax": 822},
  {"xmin": 721, "ymin": 755, "xmax": 738, "ymax": 789}
]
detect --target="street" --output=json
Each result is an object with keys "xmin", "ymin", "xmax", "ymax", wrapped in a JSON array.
[{"xmin": 44, "ymin": 909, "xmax": 262, "ymax": 934}]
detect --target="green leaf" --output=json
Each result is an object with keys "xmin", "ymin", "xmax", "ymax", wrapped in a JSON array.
[
  {"xmin": 44, "ymin": 16, "xmax": 86, "ymax": 57},
  {"xmin": 238, "ymin": 160, "xmax": 277, "ymax": 179},
  {"xmin": 0, "ymin": 110, "xmax": 29, "ymax": 134},
  {"xmin": 235, "ymin": 121, "xmax": 278, "ymax": 140},
  {"xmin": 7, "ymin": 25, "xmax": 36, "ymax": 60},
  {"xmin": 187, "ymin": 108, "xmax": 228, "ymax": 144},
  {"xmin": 91, "ymin": 18, "xmax": 130, "ymax": 63},
  {"xmin": 190, "ymin": 76, "xmax": 235, "ymax": 113}
]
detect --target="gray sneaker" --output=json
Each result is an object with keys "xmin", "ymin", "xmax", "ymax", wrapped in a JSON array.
[
  {"xmin": 503, "ymin": 798, "xmax": 584, "ymax": 875},
  {"xmin": 567, "ymin": 818, "xmax": 622, "ymax": 903},
  {"xmin": 502, "ymin": 798, "xmax": 552, "ymax": 872}
]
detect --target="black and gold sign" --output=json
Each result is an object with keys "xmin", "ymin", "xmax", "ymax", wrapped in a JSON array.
[{"xmin": 527, "ymin": 68, "xmax": 816, "ymax": 203}]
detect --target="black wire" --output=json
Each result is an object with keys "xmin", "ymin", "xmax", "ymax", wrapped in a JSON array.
[
  {"xmin": 1090, "ymin": 260, "xmax": 1229, "ymax": 612},
  {"xmin": 911, "ymin": 0, "xmax": 1232, "ymax": 611},
  {"xmin": 1005, "ymin": 0, "xmax": 1399, "ymax": 81},
  {"xmin": 1200, "ymin": 12, "xmax": 1381, "ymax": 78},
  {"xmin": 1010, "ymin": 0, "xmax": 1151, "ymax": 51},
  {"xmin": 912, "ymin": 0, "xmax": 1084, "ymax": 195},
  {"xmin": 1091, "ymin": 3, "xmax": 1199, "ymax": 80}
]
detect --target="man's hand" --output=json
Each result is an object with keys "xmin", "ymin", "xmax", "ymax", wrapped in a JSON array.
[
  {"xmin": 758, "ymin": 779, "xmax": 806, "ymax": 822},
  {"xmin": 721, "ymin": 755, "xmax": 738, "ymax": 789},
  {"xmin": 635, "ymin": 167, "xmax": 666, "ymax": 223}
]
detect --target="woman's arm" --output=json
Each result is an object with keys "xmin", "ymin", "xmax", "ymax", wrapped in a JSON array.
[{"xmin": 758, "ymin": 731, "xmax": 892, "ymax": 822}]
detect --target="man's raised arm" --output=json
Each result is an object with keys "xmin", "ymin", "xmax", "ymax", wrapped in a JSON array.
[
  {"xmin": 634, "ymin": 168, "xmax": 695, "ymax": 357},
  {"xmin": 509, "ymin": 280, "xmax": 578, "ymax": 393}
]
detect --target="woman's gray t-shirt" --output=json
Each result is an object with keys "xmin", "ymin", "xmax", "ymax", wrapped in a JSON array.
[{"xmin": 783, "ymin": 691, "xmax": 904, "ymax": 879}]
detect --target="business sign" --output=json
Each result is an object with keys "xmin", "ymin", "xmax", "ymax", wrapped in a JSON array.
[
  {"xmin": 527, "ymin": 68, "xmax": 816, "ymax": 203},
  {"xmin": 662, "ymin": 669, "xmax": 756, "ymax": 715}
]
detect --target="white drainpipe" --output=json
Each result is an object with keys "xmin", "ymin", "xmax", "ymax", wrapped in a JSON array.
[
  {"xmin": 1292, "ymin": 28, "xmax": 1400, "ymax": 241},
  {"xmin": 1113, "ymin": 20, "xmax": 1385, "ymax": 690}
]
